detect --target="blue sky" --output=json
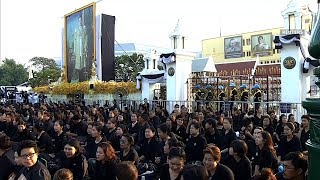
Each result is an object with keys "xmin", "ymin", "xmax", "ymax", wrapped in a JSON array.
[{"xmin": 0, "ymin": 0, "xmax": 316, "ymax": 64}]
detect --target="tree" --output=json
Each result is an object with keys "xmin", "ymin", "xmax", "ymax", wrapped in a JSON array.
[
  {"xmin": 115, "ymin": 53, "xmax": 145, "ymax": 82},
  {"xmin": 28, "ymin": 57, "xmax": 61, "ymax": 87},
  {"xmin": 0, "ymin": 58, "xmax": 28, "ymax": 86}
]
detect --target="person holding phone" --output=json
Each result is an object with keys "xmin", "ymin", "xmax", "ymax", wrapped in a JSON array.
[{"xmin": 297, "ymin": 115, "xmax": 310, "ymax": 152}]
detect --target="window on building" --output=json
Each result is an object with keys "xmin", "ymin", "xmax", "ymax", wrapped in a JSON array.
[
  {"xmin": 246, "ymin": 39, "xmax": 251, "ymax": 45},
  {"xmin": 182, "ymin": 37, "xmax": 185, "ymax": 49},
  {"xmin": 248, "ymin": 51, "xmax": 251, "ymax": 56},
  {"xmin": 146, "ymin": 59, "xmax": 149, "ymax": 69},
  {"xmin": 246, "ymin": 52, "xmax": 249, "ymax": 56},
  {"xmin": 273, "ymin": 49, "xmax": 276, "ymax": 54},
  {"xmin": 153, "ymin": 59, "xmax": 156, "ymax": 69},
  {"xmin": 301, "ymin": 15, "xmax": 304, "ymax": 31},
  {"xmin": 289, "ymin": 14, "xmax": 295, "ymax": 30},
  {"xmin": 243, "ymin": 52, "xmax": 246, "ymax": 57},
  {"xmin": 243, "ymin": 39, "xmax": 245, "ymax": 45},
  {"xmin": 173, "ymin": 37, "xmax": 177, "ymax": 49},
  {"xmin": 277, "ymin": 59, "xmax": 280, "ymax": 63},
  {"xmin": 277, "ymin": 49, "xmax": 281, "ymax": 53}
]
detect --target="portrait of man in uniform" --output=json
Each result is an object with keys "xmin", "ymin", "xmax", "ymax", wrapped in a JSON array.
[
  {"xmin": 224, "ymin": 36, "xmax": 243, "ymax": 59},
  {"xmin": 251, "ymin": 33, "xmax": 272, "ymax": 57},
  {"xmin": 253, "ymin": 35, "xmax": 269, "ymax": 51},
  {"xmin": 65, "ymin": 3, "xmax": 95, "ymax": 83},
  {"xmin": 73, "ymin": 15, "xmax": 88, "ymax": 82}
]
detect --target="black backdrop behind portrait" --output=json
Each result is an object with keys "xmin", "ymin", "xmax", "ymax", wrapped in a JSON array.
[{"xmin": 101, "ymin": 14, "xmax": 115, "ymax": 81}]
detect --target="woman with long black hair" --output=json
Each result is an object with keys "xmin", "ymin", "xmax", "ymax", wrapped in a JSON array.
[
  {"xmin": 119, "ymin": 133, "xmax": 139, "ymax": 165},
  {"xmin": 273, "ymin": 114, "xmax": 287, "ymax": 144},
  {"xmin": 277, "ymin": 122, "xmax": 302, "ymax": 161},
  {"xmin": 85, "ymin": 122, "xmax": 107, "ymax": 159},
  {"xmin": 253, "ymin": 131, "xmax": 278, "ymax": 176}
]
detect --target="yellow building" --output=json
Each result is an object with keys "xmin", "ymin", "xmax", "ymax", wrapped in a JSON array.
[
  {"xmin": 202, "ymin": 27, "xmax": 282, "ymax": 64},
  {"xmin": 202, "ymin": 5, "xmax": 313, "ymax": 65}
]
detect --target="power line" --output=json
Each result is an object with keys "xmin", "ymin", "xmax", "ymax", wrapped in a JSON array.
[{"xmin": 114, "ymin": 39, "xmax": 140, "ymax": 64}]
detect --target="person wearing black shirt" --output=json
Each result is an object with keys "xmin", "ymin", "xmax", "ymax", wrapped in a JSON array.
[
  {"xmin": 172, "ymin": 116, "xmax": 187, "ymax": 142},
  {"xmin": 0, "ymin": 133, "xmax": 15, "ymax": 180},
  {"xmin": 149, "ymin": 111, "xmax": 161, "ymax": 129},
  {"xmin": 274, "ymin": 114, "xmax": 288, "ymax": 144},
  {"xmin": 246, "ymin": 127, "xmax": 263, "ymax": 161},
  {"xmin": 185, "ymin": 121, "xmax": 207, "ymax": 162},
  {"xmin": 254, "ymin": 131, "xmax": 278, "ymax": 176},
  {"xmin": 136, "ymin": 114, "xmax": 151, "ymax": 148},
  {"xmin": 110, "ymin": 124, "xmax": 127, "ymax": 152},
  {"xmin": 221, "ymin": 117, "xmax": 237, "ymax": 155},
  {"xmin": 11, "ymin": 120, "xmax": 34, "ymax": 142},
  {"xmin": 93, "ymin": 142, "xmax": 117, "ymax": 180},
  {"xmin": 288, "ymin": 114, "xmax": 300, "ymax": 134},
  {"xmin": 224, "ymin": 140, "xmax": 252, "ymax": 180},
  {"xmin": 203, "ymin": 145, "xmax": 234, "ymax": 180},
  {"xmin": 69, "ymin": 114, "xmax": 88, "ymax": 138},
  {"xmin": 34, "ymin": 122, "xmax": 54, "ymax": 153},
  {"xmin": 277, "ymin": 122, "xmax": 302, "ymax": 161},
  {"xmin": 262, "ymin": 115, "xmax": 274, "ymax": 135},
  {"xmin": 127, "ymin": 113, "xmax": 141, "ymax": 141},
  {"xmin": 103, "ymin": 118, "xmax": 117, "ymax": 141},
  {"xmin": 85, "ymin": 122, "xmax": 107, "ymax": 159},
  {"xmin": 160, "ymin": 147, "xmax": 185, "ymax": 180},
  {"xmin": 61, "ymin": 139, "xmax": 88, "ymax": 180},
  {"xmin": 119, "ymin": 134, "xmax": 139, "ymax": 165},
  {"xmin": 297, "ymin": 115, "xmax": 310, "ymax": 151},
  {"xmin": 204, "ymin": 118, "xmax": 222, "ymax": 148},
  {"xmin": 157, "ymin": 123, "xmax": 171, "ymax": 158},
  {"xmin": 268, "ymin": 110, "xmax": 278, "ymax": 129},
  {"xmin": 253, "ymin": 107, "xmax": 263, "ymax": 127},
  {"xmin": 142, "ymin": 98, "xmax": 150, "ymax": 113},
  {"xmin": 3, "ymin": 114, "xmax": 17, "ymax": 138},
  {"xmin": 52, "ymin": 120, "xmax": 68, "ymax": 156},
  {"xmin": 42, "ymin": 112, "xmax": 55, "ymax": 137},
  {"xmin": 139, "ymin": 127, "xmax": 161, "ymax": 163},
  {"xmin": 232, "ymin": 109, "xmax": 242, "ymax": 132},
  {"xmin": 15, "ymin": 140, "xmax": 51, "ymax": 180},
  {"xmin": 181, "ymin": 164, "xmax": 209, "ymax": 180}
]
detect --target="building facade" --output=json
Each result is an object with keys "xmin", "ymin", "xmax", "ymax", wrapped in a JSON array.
[
  {"xmin": 202, "ymin": 27, "xmax": 282, "ymax": 65},
  {"xmin": 202, "ymin": 3, "xmax": 313, "ymax": 65}
]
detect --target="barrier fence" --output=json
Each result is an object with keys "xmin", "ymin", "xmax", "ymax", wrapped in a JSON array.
[{"xmin": 46, "ymin": 97, "xmax": 306, "ymax": 120}]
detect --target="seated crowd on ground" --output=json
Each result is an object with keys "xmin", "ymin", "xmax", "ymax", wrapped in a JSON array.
[{"xmin": 0, "ymin": 100, "xmax": 309, "ymax": 180}]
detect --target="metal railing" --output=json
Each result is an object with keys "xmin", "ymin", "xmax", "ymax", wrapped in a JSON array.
[{"xmin": 46, "ymin": 97, "xmax": 306, "ymax": 119}]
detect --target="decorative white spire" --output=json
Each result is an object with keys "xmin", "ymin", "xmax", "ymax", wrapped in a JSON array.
[
  {"xmin": 169, "ymin": 19, "xmax": 186, "ymax": 50},
  {"xmin": 170, "ymin": 19, "xmax": 182, "ymax": 37}
]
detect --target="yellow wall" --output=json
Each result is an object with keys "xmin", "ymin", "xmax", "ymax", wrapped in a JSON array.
[{"xmin": 202, "ymin": 27, "xmax": 282, "ymax": 64}]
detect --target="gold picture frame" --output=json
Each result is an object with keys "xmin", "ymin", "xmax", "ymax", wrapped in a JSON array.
[{"xmin": 63, "ymin": 2, "xmax": 96, "ymax": 83}]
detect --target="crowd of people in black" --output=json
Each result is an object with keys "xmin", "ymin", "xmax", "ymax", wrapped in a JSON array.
[{"xmin": 0, "ymin": 100, "xmax": 309, "ymax": 180}]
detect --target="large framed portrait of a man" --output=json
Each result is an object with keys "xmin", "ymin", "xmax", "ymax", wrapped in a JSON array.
[
  {"xmin": 251, "ymin": 33, "xmax": 272, "ymax": 57},
  {"xmin": 64, "ymin": 3, "xmax": 96, "ymax": 83},
  {"xmin": 224, "ymin": 36, "xmax": 243, "ymax": 59}
]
